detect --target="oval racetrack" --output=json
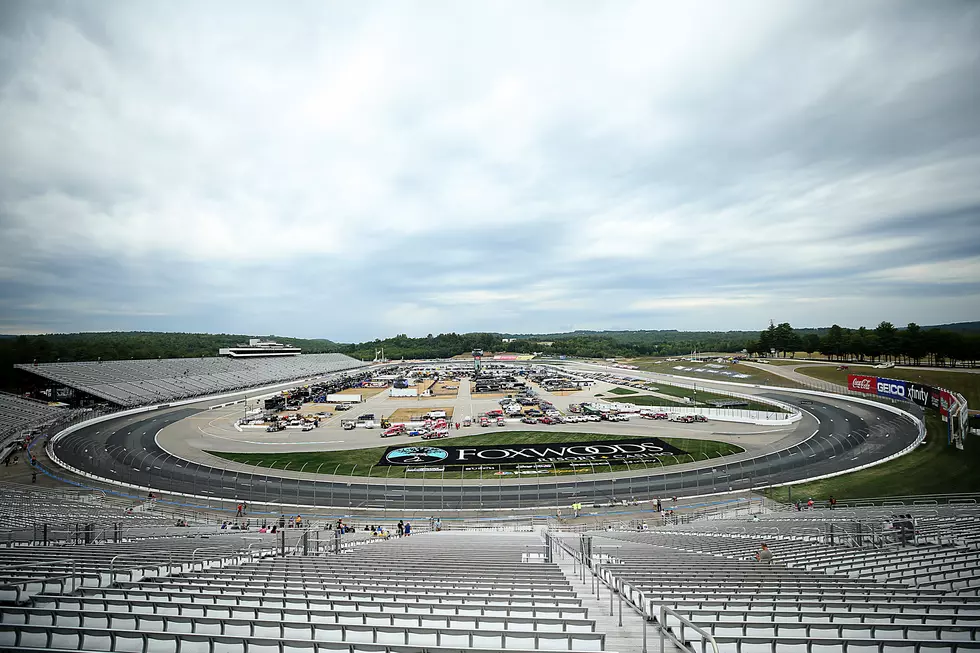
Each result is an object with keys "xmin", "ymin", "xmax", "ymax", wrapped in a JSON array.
[{"xmin": 49, "ymin": 388, "xmax": 921, "ymax": 510}]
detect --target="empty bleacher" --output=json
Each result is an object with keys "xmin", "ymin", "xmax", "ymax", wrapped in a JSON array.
[
  {"xmin": 0, "ymin": 393, "xmax": 66, "ymax": 452},
  {"xmin": 15, "ymin": 353, "xmax": 367, "ymax": 407},
  {"xmin": 553, "ymin": 502, "xmax": 980, "ymax": 653},
  {"xmin": 0, "ymin": 531, "xmax": 608, "ymax": 653}
]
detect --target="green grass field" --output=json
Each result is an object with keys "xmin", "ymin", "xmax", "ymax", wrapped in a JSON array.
[
  {"xmin": 607, "ymin": 387, "xmax": 638, "ymax": 395},
  {"xmin": 601, "ymin": 387, "xmax": 788, "ymax": 413},
  {"xmin": 769, "ymin": 414, "xmax": 980, "ymax": 503},
  {"xmin": 796, "ymin": 365, "xmax": 980, "ymax": 407},
  {"xmin": 208, "ymin": 431, "xmax": 743, "ymax": 480},
  {"xmin": 630, "ymin": 358, "xmax": 799, "ymax": 388}
]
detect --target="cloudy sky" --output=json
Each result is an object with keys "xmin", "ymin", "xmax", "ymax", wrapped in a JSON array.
[{"xmin": 1, "ymin": 1, "xmax": 979, "ymax": 341}]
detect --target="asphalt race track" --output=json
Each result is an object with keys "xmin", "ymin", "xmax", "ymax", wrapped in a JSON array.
[{"xmin": 49, "ymin": 389, "xmax": 921, "ymax": 510}]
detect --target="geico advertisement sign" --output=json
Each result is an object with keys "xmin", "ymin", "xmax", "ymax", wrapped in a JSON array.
[
  {"xmin": 848, "ymin": 374, "xmax": 876, "ymax": 394},
  {"xmin": 875, "ymin": 377, "xmax": 908, "ymax": 400},
  {"xmin": 378, "ymin": 437, "xmax": 688, "ymax": 466}
]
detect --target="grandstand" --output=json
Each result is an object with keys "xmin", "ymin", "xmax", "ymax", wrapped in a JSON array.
[
  {"xmin": 1, "ymin": 479, "xmax": 980, "ymax": 652},
  {"xmin": 0, "ymin": 393, "xmax": 66, "ymax": 460},
  {"xmin": 14, "ymin": 353, "xmax": 367, "ymax": 407},
  {"xmin": 551, "ymin": 502, "xmax": 980, "ymax": 652}
]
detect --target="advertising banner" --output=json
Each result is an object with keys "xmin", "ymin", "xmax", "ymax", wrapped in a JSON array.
[
  {"xmin": 377, "ymin": 437, "xmax": 689, "ymax": 467},
  {"xmin": 929, "ymin": 388, "xmax": 942, "ymax": 411},
  {"xmin": 906, "ymin": 382, "xmax": 933, "ymax": 408},
  {"xmin": 939, "ymin": 390, "xmax": 953, "ymax": 417},
  {"xmin": 875, "ymin": 377, "xmax": 908, "ymax": 400},
  {"xmin": 848, "ymin": 374, "xmax": 876, "ymax": 394}
]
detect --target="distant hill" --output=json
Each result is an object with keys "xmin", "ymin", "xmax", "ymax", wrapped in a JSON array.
[{"xmin": 924, "ymin": 321, "xmax": 980, "ymax": 332}]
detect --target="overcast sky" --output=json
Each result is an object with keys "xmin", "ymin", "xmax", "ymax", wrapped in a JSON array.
[{"xmin": 1, "ymin": 1, "xmax": 979, "ymax": 341}]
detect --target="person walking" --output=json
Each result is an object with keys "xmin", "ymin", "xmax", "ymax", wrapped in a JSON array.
[
  {"xmin": 404, "ymin": 522, "xmax": 411, "ymax": 536},
  {"xmin": 397, "ymin": 520, "xmax": 404, "ymax": 537},
  {"xmin": 237, "ymin": 503, "xmax": 243, "ymax": 517},
  {"xmin": 434, "ymin": 517, "xmax": 442, "ymax": 532}
]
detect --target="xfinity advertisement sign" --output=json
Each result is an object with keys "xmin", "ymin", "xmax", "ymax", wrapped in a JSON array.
[
  {"xmin": 906, "ymin": 382, "xmax": 932, "ymax": 408},
  {"xmin": 378, "ymin": 437, "xmax": 688, "ymax": 467},
  {"xmin": 876, "ymin": 377, "xmax": 908, "ymax": 400}
]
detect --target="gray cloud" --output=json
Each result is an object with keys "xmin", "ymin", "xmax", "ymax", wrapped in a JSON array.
[{"xmin": 1, "ymin": 1, "xmax": 979, "ymax": 340}]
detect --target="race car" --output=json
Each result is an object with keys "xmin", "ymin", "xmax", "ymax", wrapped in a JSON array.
[
  {"xmin": 422, "ymin": 429, "xmax": 449, "ymax": 440},
  {"xmin": 521, "ymin": 416, "xmax": 537, "ymax": 425},
  {"xmin": 692, "ymin": 415, "xmax": 708, "ymax": 423}
]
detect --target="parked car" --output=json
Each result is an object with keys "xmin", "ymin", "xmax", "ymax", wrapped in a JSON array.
[
  {"xmin": 521, "ymin": 417, "xmax": 537, "ymax": 425},
  {"xmin": 480, "ymin": 418, "xmax": 490, "ymax": 427},
  {"xmin": 496, "ymin": 418, "xmax": 506, "ymax": 427},
  {"xmin": 584, "ymin": 415, "xmax": 601, "ymax": 422},
  {"xmin": 692, "ymin": 415, "xmax": 708, "ymax": 423},
  {"xmin": 539, "ymin": 417, "xmax": 554, "ymax": 425}
]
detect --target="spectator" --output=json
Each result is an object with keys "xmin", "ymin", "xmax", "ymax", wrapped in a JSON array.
[
  {"xmin": 397, "ymin": 520, "xmax": 404, "ymax": 536},
  {"xmin": 806, "ymin": 498, "xmax": 814, "ymax": 510},
  {"xmin": 404, "ymin": 522, "xmax": 411, "ymax": 536},
  {"xmin": 755, "ymin": 544, "xmax": 773, "ymax": 565},
  {"xmin": 435, "ymin": 518, "xmax": 442, "ymax": 532}
]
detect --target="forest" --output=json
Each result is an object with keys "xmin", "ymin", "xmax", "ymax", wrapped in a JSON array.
[{"xmin": 2, "ymin": 322, "xmax": 978, "ymax": 393}]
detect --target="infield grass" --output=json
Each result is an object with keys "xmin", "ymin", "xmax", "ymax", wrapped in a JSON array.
[{"xmin": 207, "ymin": 431, "xmax": 743, "ymax": 480}]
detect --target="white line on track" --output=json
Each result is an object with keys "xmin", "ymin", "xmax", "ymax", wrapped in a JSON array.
[{"xmin": 810, "ymin": 429, "xmax": 819, "ymax": 437}]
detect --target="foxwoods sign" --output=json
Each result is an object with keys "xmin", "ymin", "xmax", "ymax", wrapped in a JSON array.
[{"xmin": 378, "ymin": 437, "xmax": 688, "ymax": 467}]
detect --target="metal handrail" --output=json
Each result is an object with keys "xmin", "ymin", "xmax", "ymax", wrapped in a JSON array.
[
  {"xmin": 191, "ymin": 545, "xmax": 243, "ymax": 570},
  {"xmin": 661, "ymin": 604, "xmax": 721, "ymax": 653},
  {"xmin": 109, "ymin": 550, "xmax": 174, "ymax": 585},
  {"xmin": 0, "ymin": 559, "xmax": 79, "ymax": 602}
]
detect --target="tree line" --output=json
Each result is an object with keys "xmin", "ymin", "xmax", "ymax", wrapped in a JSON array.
[
  {"xmin": 2, "ymin": 323, "xmax": 977, "ymax": 393},
  {"xmin": 747, "ymin": 322, "xmax": 980, "ymax": 366}
]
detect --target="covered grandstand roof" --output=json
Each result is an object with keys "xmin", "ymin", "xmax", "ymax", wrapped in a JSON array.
[{"xmin": 15, "ymin": 353, "xmax": 367, "ymax": 407}]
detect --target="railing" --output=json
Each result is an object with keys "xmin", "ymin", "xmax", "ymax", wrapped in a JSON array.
[
  {"xmin": 0, "ymin": 559, "xmax": 79, "ymax": 603},
  {"xmin": 661, "ymin": 605, "xmax": 721, "ymax": 653}
]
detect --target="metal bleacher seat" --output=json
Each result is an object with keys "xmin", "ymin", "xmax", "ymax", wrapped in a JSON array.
[
  {"xmin": 14, "ymin": 353, "xmax": 368, "ymax": 409},
  {"xmin": 0, "ymin": 531, "xmax": 607, "ymax": 653},
  {"xmin": 567, "ymin": 505, "xmax": 980, "ymax": 653}
]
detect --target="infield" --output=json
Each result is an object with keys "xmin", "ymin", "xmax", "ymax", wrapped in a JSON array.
[{"xmin": 207, "ymin": 431, "xmax": 744, "ymax": 480}]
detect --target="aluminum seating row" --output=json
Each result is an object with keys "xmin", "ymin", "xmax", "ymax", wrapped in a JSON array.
[
  {"xmin": 15, "ymin": 354, "xmax": 367, "ymax": 407},
  {"xmin": 0, "ymin": 532, "xmax": 605, "ymax": 653},
  {"xmin": 0, "ymin": 624, "xmax": 608, "ymax": 653},
  {"xmin": 33, "ymin": 593, "xmax": 591, "ymax": 621}
]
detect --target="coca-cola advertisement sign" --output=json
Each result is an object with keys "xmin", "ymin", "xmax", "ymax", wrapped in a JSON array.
[{"xmin": 848, "ymin": 374, "xmax": 876, "ymax": 394}]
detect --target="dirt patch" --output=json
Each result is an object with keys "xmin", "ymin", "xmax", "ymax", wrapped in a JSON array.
[
  {"xmin": 333, "ymin": 386, "xmax": 386, "ymax": 398},
  {"xmin": 386, "ymin": 406, "xmax": 456, "ymax": 422},
  {"xmin": 430, "ymin": 381, "xmax": 460, "ymax": 397}
]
